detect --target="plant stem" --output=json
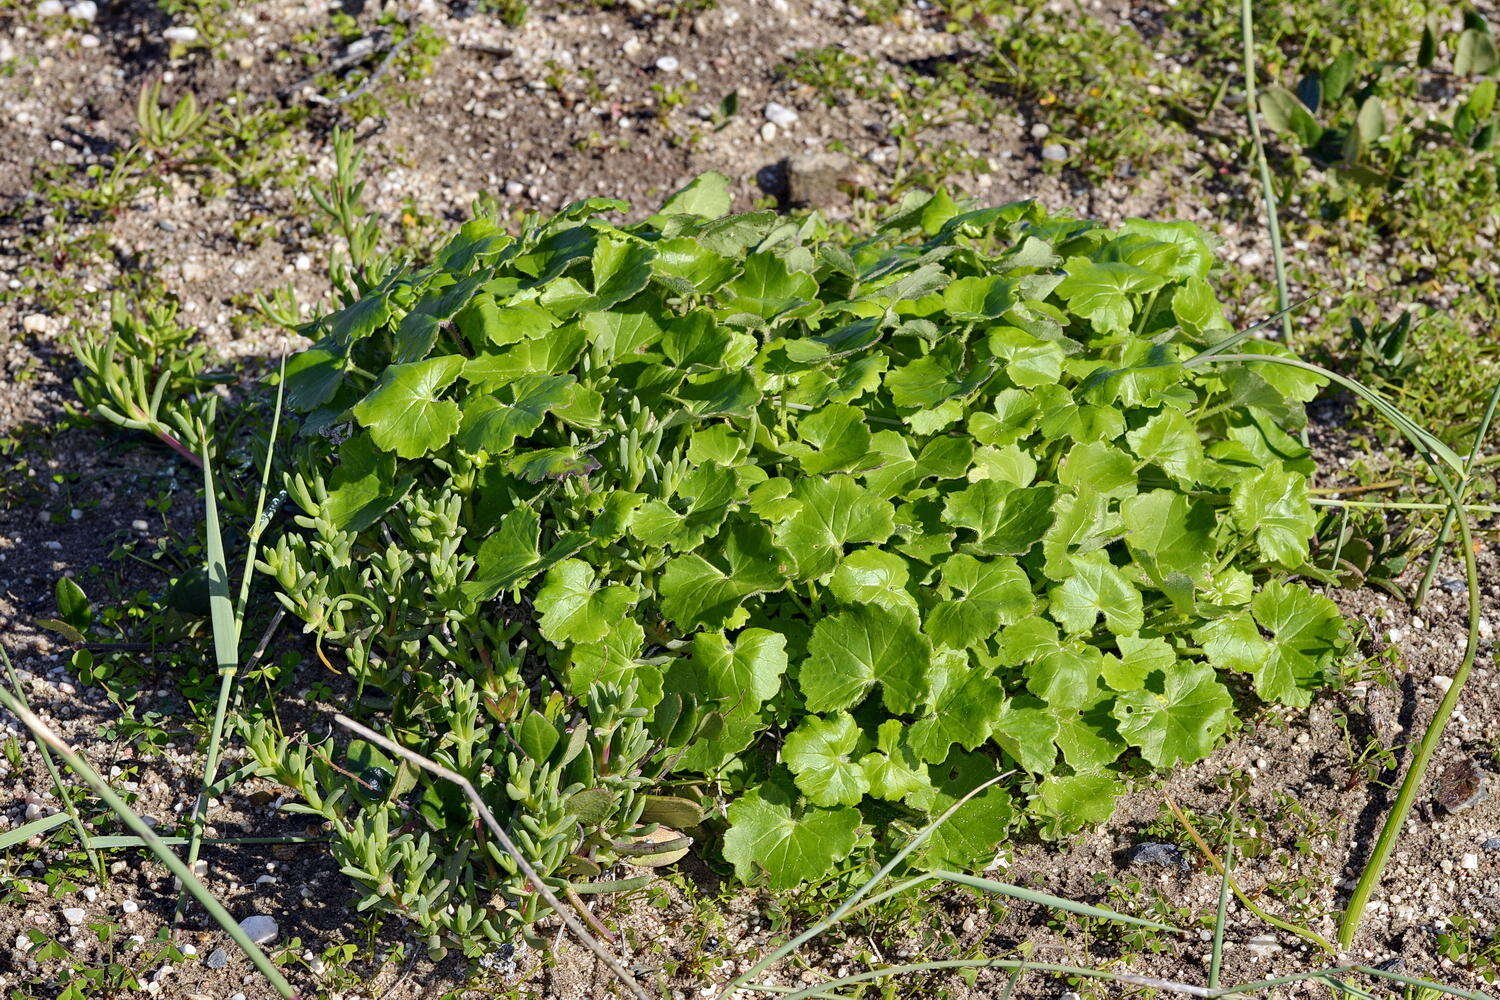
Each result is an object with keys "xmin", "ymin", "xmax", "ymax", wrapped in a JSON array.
[
  {"xmin": 1165, "ymin": 796, "xmax": 1335, "ymax": 955},
  {"xmin": 177, "ymin": 433, "xmax": 240, "ymax": 921},
  {"xmin": 1413, "ymin": 381, "xmax": 1500, "ymax": 607},
  {"xmin": 0, "ymin": 679, "xmax": 295, "ymax": 999},
  {"xmin": 1209, "ymin": 814, "xmax": 1235, "ymax": 989},
  {"xmin": 767, "ymin": 958, "xmax": 1219, "ymax": 1000},
  {"xmin": 1240, "ymin": 0, "xmax": 1294, "ymax": 344},
  {"xmin": 0, "ymin": 648, "xmax": 104, "ymax": 882},
  {"xmin": 1310, "ymin": 497, "xmax": 1500, "ymax": 515},
  {"xmin": 1337, "ymin": 503, "xmax": 1481, "ymax": 946}
]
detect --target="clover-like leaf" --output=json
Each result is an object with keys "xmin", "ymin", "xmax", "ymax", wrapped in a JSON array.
[
  {"xmin": 1049, "ymin": 550, "xmax": 1144, "ymax": 636},
  {"xmin": 925, "ymin": 554, "xmax": 1033, "ymax": 650},
  {"xmin": 1125, "ymin": 409, "xmax": 1203, "ymax": 484},
  {"xmin": 943, "ymin": 481, "xmax": 1055, "ymax": 556},
  {"xmin": 691, "ymin": 628, "xmax": 788, "ymax": 708},
  {"xmin": 860, "ymin": 720, "xmax": 933, "ymax": 803},
  {"xmin": 352, "ymin": 355, "xmax": 466, "ymax": 458},
  {"xmin": 830, "ymin": 548, "xmax": 915, "ymax": 611},
  {"xmin": 723, "ymin": 784, "xmax": 861, "ymax": 890},
  {"xmin": 783, "ymin": 713, "xmax": 870, "ymax": 807},
  {"xmin": 1199, "ymin": 580, "xmax": 1343, "ymax": 707},
  {"xmin": 535, "ymin": 559, "xmax": 639, "ymax": 645},
  {"xmin": 908, "ymin": 650, "xmax": 1004, "ymax": 763},
  {"xmin": 1112, "ymin": 660, "xmax": 1233, "ymax": 767},
  {"xmin": 1054, "ymin": 258, "xmax": 1166, "ymax": 334},
  {"xmin": 800, "ymin": 604, "xmax": 930, "ymax": 714},
  {"xmin": 659, "ymin": 521, "xmax": 782, "ymax": 631},
  {"xmin": 1120, "ymin": 489, "xmax": 1215, "ymax": 582},
  {"xmin": 455, "ymin": 374, "xmax": 573, "ymax": 455},
  {"xmin": 784, "ymin": 403, "xmax": 873, "ymax": 475},
  {"xmin": 990, "ymin": 695, "xmax": 1059, "ymax": 774},
  {"xmin": 1230, "ymin": 465, "xmax": 1316, "ymax": 568},
  {"xmin": 917, "ymin": 752, "xmax": 1014, "ymax": 869},
  {"xmin": 723, "ymin": 251, "xmax": 819, "ymax": 322},
  {"xmin": 773, "ymin": 475, "xmax": 895, "ymax": 580},
  {"xmin": 1033, "ymin": 770, "xmax": 1123, "ymax": 832}
]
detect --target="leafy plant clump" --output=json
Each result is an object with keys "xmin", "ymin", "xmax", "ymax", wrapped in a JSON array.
[{"xmin": 253, "ymin": 176, "xmax": 1346, "ymax": 948}]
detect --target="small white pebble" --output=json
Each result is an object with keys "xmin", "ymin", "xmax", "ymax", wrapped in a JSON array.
[
  {"xmin": 161, "ymin": 25, "xmax": 198, "ymax": 44},
  {"xmin": 763, "ymin": 102, "xmax": 798, "ymax": 127},
  {"xmin": 654, "ymin": 55, "xmax": 679, "ymax": 73},
  {"xmin": 1461, "ymin": 853, "xmax": 1480, "ymax": 870}
]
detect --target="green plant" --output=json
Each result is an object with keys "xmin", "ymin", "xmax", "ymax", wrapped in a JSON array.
[
  {"xmin": 1257, "ymin": 18, "xmax": 1500, "ymax": 185},
  {"xmin": 244, "ymin": 165, "xmax": 1354, "ymax": 954},
  {"xmin": 1438, "ymin": 913, "xmax": 1500, "ymax": 981}
]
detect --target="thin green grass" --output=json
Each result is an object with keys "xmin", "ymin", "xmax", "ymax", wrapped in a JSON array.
[
  {"xmin": 1209, "ymin": 815, "xmax": 1234, "ymax": 990},
  {"xmin": 1413, "ymin": 382, "xmax": 1500, "ymax": 605},
  {"xmin": 0, "ymin": 668, "xmax": 295, "ymax": 999},
  {"xmin": 178, "ymin": 362, "xmax": 285, "ymax": 918},
  {"xmin": 0, "ymin": 811, "xmax": 70, "ymax": 851},
  {"xmin": 1240, "ymin": 0, "xmax": 1294, "ymax": 345},
  {"xmin": 1, "ymin": 648, "xmax": 103, "ymax": 880}
]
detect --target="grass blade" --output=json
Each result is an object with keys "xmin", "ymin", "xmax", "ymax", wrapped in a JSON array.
[
  {"xmin": 1338, "ymin": 499, "xmax": 1481, "ymax": 946},
  {"xmin": 177, "ymin": 431, "xmax": 240, "ymax": 919},
  {"xmin": 1165, "ymin": 795, "xmax": 1335, "ymax": 954},
  {"xmin": 1209, "ymin": 815, "xmax": 1234, "ymax": 990},
  {"xmin": 1239, "ymin": 0, "xmax": 1294, "ymax": 344},
  {"xmin": 88, "ymin": 834, "xmax": 323, "ymax": 849},
  {"xmin": 927, "ymin": 869, "xmax": 1180, "ymax": 933},
  {"xmin": 0, "ymin": 811, "xmax": 71, "ymax": 851},
  {"xmin": 763, "ymin": 958, "xmax": 1219, "ymax": 1000},
  {"xmin": 1413, "ymin": 381, "xmax": 1500, "ymax": 606},
  {"xmin": 0, "ymin": 677, "xmax": 295, "ymax": 999},
  {"xmin": 1, "ymin": 648, "xmax": 103, "ymax": 880},
  {"xmin": 1352, "ymin": 964, "xmax": 1497, "ymax": 1000}
]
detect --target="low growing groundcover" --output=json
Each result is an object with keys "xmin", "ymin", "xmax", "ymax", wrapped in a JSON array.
[{"xmin": 236, "ymin": 175, "xmax": 1347, "ymax": 952}]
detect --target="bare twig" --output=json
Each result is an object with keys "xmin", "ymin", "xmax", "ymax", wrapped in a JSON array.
[
  {"xmin": 311, "ymin": 28, "xmax": 419, "ymax": 108},
  {"xmin": 276, "ymin": 30, "xmax": 392, "ymax": 102},
  {"xmin": 241, "ymin": 608, "xmax": 286, "ymax": 676},
  {"xmin": 331, "ymin": 713, "xmax": 654, "ymax": 1000}
]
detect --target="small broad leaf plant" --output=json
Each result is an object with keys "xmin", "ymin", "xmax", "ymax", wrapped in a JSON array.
[{"xmin": 252, "ymin": 176, "xmax": 1347, "ymax": 949}]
